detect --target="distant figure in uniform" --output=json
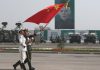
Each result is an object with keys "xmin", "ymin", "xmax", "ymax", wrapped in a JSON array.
[
  {"xmin": 55, "ymin": 7, "xmax": 74, "ymax": 29},
  {"xmin": 13, "ymin": 29, "xmax": 27, "ymax": 70},
  {"xmin": 34, "ymin": 32, "xmax": 41, "ymax": 44}
]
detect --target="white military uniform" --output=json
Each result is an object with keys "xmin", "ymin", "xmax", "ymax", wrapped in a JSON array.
[{"xmin": 18, "ymin": 34, "xmax": 27, "ymax": 63}]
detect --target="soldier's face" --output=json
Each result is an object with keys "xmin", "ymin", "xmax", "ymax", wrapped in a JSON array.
[
  {"xmin": 21, "ymin": 31, "xmax": 25, "ymax": 35},
  {"xmin": 58, "ymin": 7, "xmax": 71, "ymax": 20}
]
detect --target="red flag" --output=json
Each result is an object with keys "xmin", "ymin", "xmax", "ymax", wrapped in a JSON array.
[{"xmin": 24, "ymin": 4, "xmax": 64, "ymax": 24}]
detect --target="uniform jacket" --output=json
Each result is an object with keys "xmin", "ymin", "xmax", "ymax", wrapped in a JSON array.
[{"xmin": 18, "ymin": 34, "xmax": 27, "ymax": 52}]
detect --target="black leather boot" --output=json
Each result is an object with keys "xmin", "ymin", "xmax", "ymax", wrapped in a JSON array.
[
  {"xmin": 24, "ymin": 58, "xmax": 35, "ymax": 70},
  {"xmin": 13, "ymin": 65, "xmax": 16, "ymax": 70},
  {"xmin": 24, "ymin": 58, "xmax": 31, "ymax": 70},
  {"xmin": 21, "ymin": 63, "xmax": 26, "ymax": 70},
  {"xmin": 13, "ymin": 60, "xmax": 22, "ymax": 70},
  {"xmin": 31, "ymin": 67, "xmax": 35, "ymax": 70}
]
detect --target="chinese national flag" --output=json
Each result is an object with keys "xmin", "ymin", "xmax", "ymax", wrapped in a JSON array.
[{"xmin": 24, "ymin": 4, "xmax": 64, "ymax": 24}]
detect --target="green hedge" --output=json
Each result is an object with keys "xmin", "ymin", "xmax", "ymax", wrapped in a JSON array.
[{"xmin": 0, "ymin": 47, "xmax": 100, "ymax": 53}]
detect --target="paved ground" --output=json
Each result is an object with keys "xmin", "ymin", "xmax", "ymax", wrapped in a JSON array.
[{"xmin": 0, "ymin": 53, "xmax": 100, "ymax": 70}]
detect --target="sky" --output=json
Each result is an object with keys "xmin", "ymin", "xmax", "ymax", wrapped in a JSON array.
[{"xmin": 0, "ymin": 0, "xmax": 100, "ymax": 30}]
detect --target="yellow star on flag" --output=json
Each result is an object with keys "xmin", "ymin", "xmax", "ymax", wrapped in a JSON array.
[{"xmin": 54, "ymin": 5, "xmax": 59, "ymax": 10}]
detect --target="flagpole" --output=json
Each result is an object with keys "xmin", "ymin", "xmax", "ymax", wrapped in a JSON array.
[
  {"xmin": 38, "ymin": 23, "xmax": 48, "ymax": 43},
  {"xmin": 42, "ymin": 23, "xmax": 48, "ymax": 30}
]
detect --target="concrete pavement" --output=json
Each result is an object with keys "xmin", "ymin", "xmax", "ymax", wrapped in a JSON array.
[{"xmin": 0, "ymin": 53, "xmax": 100, "ymax": 70}]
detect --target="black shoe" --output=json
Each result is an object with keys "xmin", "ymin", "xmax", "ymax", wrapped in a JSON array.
[
  {"xmin": 13, "ymin": 60, "xmax": 22, "ymax": 70},
  {"xmin": 30, "ymin": 67, "xmax": 35, "ymax": 70},
  {"xmin": 13, "ymin": 65, "xmax": 16, "ymax": 70},
  {"xmin": 21, "ymin": 63, "xmax": 26, "ymax": 70}
]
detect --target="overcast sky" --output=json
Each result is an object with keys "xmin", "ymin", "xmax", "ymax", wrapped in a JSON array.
[{"xmin": 0, "ymin": 0, "xmax": 100, "ymax": 30}]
